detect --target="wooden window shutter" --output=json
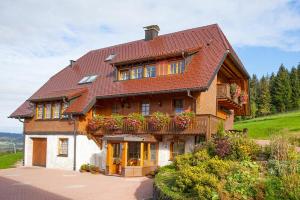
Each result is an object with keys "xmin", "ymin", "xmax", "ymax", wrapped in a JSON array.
[{"xmin": 113, "ymin": 68, "xmax": 118, "ymax": 81}]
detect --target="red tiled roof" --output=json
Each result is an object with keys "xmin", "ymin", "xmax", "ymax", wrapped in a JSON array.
[{"xmin": 10, "ymin": 24, "xmax": 247, "ymax": 118}]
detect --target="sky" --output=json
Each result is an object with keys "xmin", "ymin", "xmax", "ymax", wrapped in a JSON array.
[{"xmin": 1, "ymin": 0, "xmax": 300, "ymax": 133}]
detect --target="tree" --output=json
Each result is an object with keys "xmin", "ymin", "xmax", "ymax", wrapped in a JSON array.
[
  {"xmin": 269, "ymin": 72, "xmax": 277, "ymax": 113},
  {"xmin": 272, "ymin": 65, "xmax": 292, "ymax": 112},
  {"xmin": 257, "ymin": 76, "xmax": 271, "ymax": 115},
  {"xmin": 249, "ymin": 74, "xmax": 259, "ymax": 117},
  {"xmin": 290, "ymin": 67, "xmax": 300, "ymax": 109}
]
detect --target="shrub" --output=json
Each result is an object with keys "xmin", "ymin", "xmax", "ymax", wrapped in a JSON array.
[
  {"xmin": 80, "ymin": 164, "xmax": 90, "ymax": 172},
  {"xmin": 174, "ymin": 111, "xmax": 195, "ymax": 130},
  {"xmin": 89, "ymin": 165, "xmax": 100, "ymax": 174},
  {"xmin": 124, "ymin": 113, "xmax": 145, "ymax": 131},
  {"xmin": 214, "ymin": 137, "xmax": 232, "ymax": 159},
  {"xmin": 269, "ymin": 135, "xmax": 298, "ymax": 161},
  {"xmin": 229, "ymin": 136, "xmax": 260, "ymax": 160},
  {"xmin": 148, "ymin": 112, "xmax": 170, "ymax": 130},
  {"xmin": 225, "ymin": 161, "xmax": 262, "ymax": 200}
]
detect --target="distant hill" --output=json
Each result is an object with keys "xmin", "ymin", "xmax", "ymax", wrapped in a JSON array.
[{"xmin": 0, "ymin": 132, "xmax": 23, "ymax": 152}]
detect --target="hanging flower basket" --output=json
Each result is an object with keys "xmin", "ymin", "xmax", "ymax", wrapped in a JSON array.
[
  {"xmin": 124, "ymin": 113, "xmax": 145, "ymax": 131},
  {"xmin": 230, "ymin": 83, "xmax": 241, "ymax": 98},
  {"xmin": 174, "ymin": 111, "xmax": 195, "ymax": 130},
  {"xmin": 148, "ymin": 112, "xmax": 170, "ymax": 130},
  {"xmin": 104, "ymin": 114, "xmax": 123, "ymax": 131},
  {"xmin": 239, "ymin": 92, "xmax": 248, "ymax": 104}
]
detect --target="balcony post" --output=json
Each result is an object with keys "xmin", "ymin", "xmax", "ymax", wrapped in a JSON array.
[
  {"xmin": 140, "ymin": 142, "xmax": 144, "ymax": 167},
  {"xmin": 206, "ymin": 115, "xmax": 211, "ymax": 141},
  {"xmin": 122, "ymin": 142, "xmax": 127, "ymax": 168}
]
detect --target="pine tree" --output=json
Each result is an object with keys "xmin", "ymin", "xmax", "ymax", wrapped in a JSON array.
[
  {"xmin": 249, "ymin": 74, "xmax": 259, "ymax": 117},
  {"xmin": 290, "ymin": 67, "xmax": 300, "ymax": 109},
  {"xmin": 272, "ymin": 65, "xmax": 292, "ymax": 112},
  {"xmin": 269, "ymin": 72, "xmax": 277, "ymax": 113},
  {"xmin": 257, "ymin": 76, "xmax": 271, "ymax": 115}
]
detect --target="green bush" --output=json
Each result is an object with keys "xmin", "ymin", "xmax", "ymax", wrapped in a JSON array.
[{"xmin": 229, "ymin": 136, "xmax": 260, "ymax": 160}]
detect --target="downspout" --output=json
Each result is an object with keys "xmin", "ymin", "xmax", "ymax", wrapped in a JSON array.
[
  {"xmin": 18, "ymin": 117, "xmax": 25, "ymax": 166},
  {"xmin": 63, "ymin": 97, "xmax": 77, "ymax": 171},
  {"xmin": 70, "ymin": 114, "xmax": 77, "ymax": 171},
  {"xmin": 187, "ymin": 90, "xmax": 197, "ymax": 113}
]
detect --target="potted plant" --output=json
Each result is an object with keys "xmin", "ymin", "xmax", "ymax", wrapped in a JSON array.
[
  {"xmin": 89, "ymin": 165, "xmax": 100, "ymax": 174},
  {"xmin": 239, "ymin": 91, "xmax": 248, "ymax": 104},
  {"xmin": 174, "ymin": 111, "xmax": 195, "ymax": 130},
  {"xmin": 148, "ymin": 112, "xmax": 170, "ymax": 130},
  {"xmin": 104, "ymin": 114, "xmax": 123, "ymax": 131},
  {"xmin": 79, "ymin": 164, "xmax": 90, "ymax": 173},
  {"xmin": 87, "ymin": 115, "xmax": 104, "ymax": 132},
  {"xmin": 230, "ymin": 83, "xmax": 241, "ymax": 98},
  {"xmin": 124, "ymin": 113, "xmax": 145, "ymax": 131}
]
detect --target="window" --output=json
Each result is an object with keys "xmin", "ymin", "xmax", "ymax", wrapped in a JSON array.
[
  {"xmin": 58, "ymin": 138, "xmax": 68, "ymax": 156},
  {"xmin": 105, "ymin": 53, "xmax": 116, "ymax": 61},
  {"xmin": 141, "ymin": 102, "xmax": 150, "ymax": 116},
  {"xmin": 170, "ymin": 142, "xmax": 185, "ymax": 160},
  {"xmin": 146, "ymin": 66, "xmax": 156, "ymax": 77},
  {"xmin": 131, "ymin": 67, "xmax": 143, "ymax": 79},
  {"xmin": 44, "ymin": 103, "xmax": 52, "ymax": 119},
  {"xmin": 127, "ymin": 142, "xmax": 141, "ymax": 166},
  {"xmin": 53, "ymin": 103, "xmax": 61, "ymax": 119},
  {"xmin": 112, "ymin": 104, "xmax": 118, "ymax": 114},
  {"xmin": 61, "ymin": 102, "xmax": 69, "ymax": 119},
  {"xmin": 174, "ymin": 99, "xmax": 184, "ymax": 114},
  {"xmin": 113, "ymin": 143, "xmax": 121, "ymax": 158},
  {"xmin": 78, "ymin": 75, "xmax": 98, "ymax": 84},
  {"xmin": 120, "ymin": 69, "xmax": 130, "ymax": 80},
  {"xmin": 170, "ymin": 60, "xmax": 185, "ymax": 74},
  {"xmin": 150, "ymin": 143, "xmax": 157, "ymax": 162},
  {"xmin": 195, "ymin": 135, "xmax": 206, "ymax": 145},
  {"xmin": 36, "ymin": 104, "xmax": 44, "ymax": 119}
]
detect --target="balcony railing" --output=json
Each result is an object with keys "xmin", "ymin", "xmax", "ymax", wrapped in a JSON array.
[{"xmin": 91, "ymin": 114, "xmax": 222, "ymax": 138}]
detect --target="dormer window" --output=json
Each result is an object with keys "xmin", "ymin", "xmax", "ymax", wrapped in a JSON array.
[
  {"xmin": 120, "ymin": 69, "xmax": 130, "ymax": 80},
  {"xmin": 170, "ymin": 60, "xmax": 185, "ymax": 74},
  {"xmin": 131, "ymin": 67, "xmax": 143, "ymax": 79},
  {"xmin": 78, "ymin": 75, "xmax": 98, "ymax": 84},
  {"xmin": 145, "ymin": 66, "xmax": 156, "ymax": 78}
]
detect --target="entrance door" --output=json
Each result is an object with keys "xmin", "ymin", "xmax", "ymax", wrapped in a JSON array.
[
  {"xmin": 32, "ymin": 138, "xmax": 47, "ymax": 167},
  {"xmin": 110, "ymin": 143, "xmax": 121, "ymax": 174}
]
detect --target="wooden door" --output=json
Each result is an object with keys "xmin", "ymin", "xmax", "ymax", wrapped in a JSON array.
[
  {"xmin": 32, "ymin": 138, "xmax": 47, "ymax": 167},
  {"xmin": 110, "ymin": 143, "xmax": 121, "ymax": 174}
]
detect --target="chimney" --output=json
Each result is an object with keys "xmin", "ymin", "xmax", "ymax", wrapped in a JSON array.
[
  {"xmin": 70, "ymin": 60, "xmax": 76, "ymax": 67},
  {"xmin": 144, "ymin": 25, "xmax": 160, "ymax": 41}
]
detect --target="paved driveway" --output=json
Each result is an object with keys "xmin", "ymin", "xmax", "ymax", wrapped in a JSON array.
[{"xmin": 0, "ymin": 167, "xmax": 153, "ymax": 200}]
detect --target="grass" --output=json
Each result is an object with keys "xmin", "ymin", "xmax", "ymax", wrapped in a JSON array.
[
  {"xmin": 0, "ymin": 152, "xmax": 23, "ymax": 169},
  {"xmin": 234, "ymin": 110, "xmax": 300, "ymax": 139}
]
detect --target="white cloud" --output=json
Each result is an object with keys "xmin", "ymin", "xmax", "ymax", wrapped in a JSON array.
[{"xmin": 0, "ymin": 0, "xmax": 300, "ymax": 132}]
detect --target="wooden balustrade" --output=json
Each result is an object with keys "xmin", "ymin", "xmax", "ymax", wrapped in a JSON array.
[
  {"xmin": 91, "ymin": 114, "xmax": 223, "ymax": 139},
  {"xmin": 217, "ymin": 83, "xmax": 240, "ymax": 105}
]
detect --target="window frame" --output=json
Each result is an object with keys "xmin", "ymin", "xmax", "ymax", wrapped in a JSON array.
[
  {"xmin": 36, "ymin": 104, "xmax": 44, "ymax": 120},
  {"xmin": 170, "ymin": 141, "xmax": 185, "ymax": 160},
  {"xmin": 141, "ymin": 101, "xmax": 150, "ymax": 116},
  {"xmin": 58, "ymin": 138, "xmax": 69, "ymax": 157},
  {"xmin": 169, "ymin": 60, "xmax": 185, "ymax": 74},
  {"xmin": 61, "ymin": 102, "xmax": 69, "ymax": 119},
  {"xmin": 173, "ymin": 99, "xmax": 184, "ymax": 114},
  {"xmin": 52, "ymin": 102, "xmax": 61, "ymax": 119},
  {"xmin": 44, "ymin": 103, "xmax": 52, "ymax": 119},
  {"xmin": 145, "ymin": 65, "xmax": 156, "ymax": 78},
  {"xmin": 131, "ymin": 66, "xmax": 143, "ymax": 79},
  {"xmin": 119, "ymin": 69, "xmax": 130, "ymax": 80}
]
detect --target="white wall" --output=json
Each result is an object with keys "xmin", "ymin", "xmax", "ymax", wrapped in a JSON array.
[
  {"xmin": 157, "ymin": 135, "xmax": 195, "ymax": 167},
  {"xmin": 25, "ymin": 134, "xmax": 104, "ymax": 171},
  {"xmin": 25, "ymin": 134, "xmax": 74, "ymax": 170},
  {"xmin": 75, "ymin": 135, "xmax": 104, "ymax": 171}
]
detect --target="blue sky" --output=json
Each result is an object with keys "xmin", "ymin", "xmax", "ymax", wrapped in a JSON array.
[{"xmin": 0, "ymin": 0, "xmax": 300, "ymax": 133}]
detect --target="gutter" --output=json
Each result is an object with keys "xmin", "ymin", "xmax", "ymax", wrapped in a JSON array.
[{"xmin": 70, "ymin": 114, "xmax": 77, "ymax": 171}]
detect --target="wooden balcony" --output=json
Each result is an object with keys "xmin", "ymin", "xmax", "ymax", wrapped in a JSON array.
[
  {"xmin": 217, "ymin": 83, "xmax": 242, "ymax": 110},
  {"xmin": 91, "ymin": 114, "xmax": 223, "ymax": 138}
]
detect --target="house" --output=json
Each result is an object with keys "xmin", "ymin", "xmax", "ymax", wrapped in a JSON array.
[{"xmin": 10, "ymin": 24, "xmax": 250, "ymax": 176}]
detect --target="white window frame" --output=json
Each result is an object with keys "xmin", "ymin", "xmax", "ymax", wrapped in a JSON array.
[
  {"xmin": 53, "ymin": 103, "xmax": 61, "ymax": 119},
  {"xmin": 36, "ymin": 104, "xmax": 44, "ymax": 119},
  {"xmin": 58, "ymin": 138, "xmax": 69, "ymax": 156},
  {"xmin": 45, "ymin": 103, "xmax": 52, "ymax": 119},
  {"xmin": 141, "ymin": 102, "xmax": 150, "ymax": 116}
]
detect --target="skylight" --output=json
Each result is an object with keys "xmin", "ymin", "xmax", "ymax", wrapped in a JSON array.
[
  {"xmin": 105, "ymin": 53, "xmax": 116, "ymax": 61},
  {"xmin": 78, "ymin": 75, "xmax": 98, "ymax": 84}
]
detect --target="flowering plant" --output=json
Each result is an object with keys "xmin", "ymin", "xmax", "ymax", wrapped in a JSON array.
[
  {"xmin": 104, "ymin": 114, "xmax": 123, "ymax": 131},
  {"xmin": 230, "ymin": 83, "xmax": 241, "ymax": 97},
  {"xmin": 148, "ymin": 112, "xmax": 170, "ymax": 130},
  {"xmin": 174, "ymin": 111, "xmax": 195, "ymax": 130},
  {"xmin": 124, "ymin": 113, "xmax": 145, "ymax": 131},
  {"xmin": 87, "ymin": 115, "xmax": 104, "ymax": 132},
  {"xmin": 239, "ymin": 91, "xmax": 248, "ymax": 104}
]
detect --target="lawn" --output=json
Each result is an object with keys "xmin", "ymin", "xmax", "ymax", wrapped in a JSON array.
[
  {"xmin": 0, "ymin": 152, "xmax": 23, "ymax": 169},
  {"xmin": 234, "ymin": 110, "xmax": 300, "ymax": 139}
]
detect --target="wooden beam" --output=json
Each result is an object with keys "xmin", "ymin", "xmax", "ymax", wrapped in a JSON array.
[{"xmin": 140, "ymin": 143, "xmax": 144, "ymax": 167}]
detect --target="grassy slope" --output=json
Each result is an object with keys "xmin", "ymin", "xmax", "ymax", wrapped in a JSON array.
[
  {"xmin": 234, "ymin": 110, "xmax": 300, "ymax": 139},
  {"xmin": 0, "ymin": 152, "xmax": 23, "ymax": 169}
]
